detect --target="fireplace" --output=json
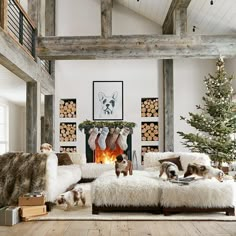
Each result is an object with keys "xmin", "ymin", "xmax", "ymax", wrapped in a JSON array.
[{"xmin": 85, "ymin": 133, "xmax": 132, "ymax": 163}]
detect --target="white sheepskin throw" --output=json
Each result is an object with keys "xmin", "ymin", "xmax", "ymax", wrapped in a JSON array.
[
  {"xmin": 143, "ymin": 152, "xmax": 211, "ymax": 172},
  {"xmin": 177, "ymin": 152, "xmax": 211, "ymax": 172},
  {"xmin": 91, "ymin": 170, "xmax": 162, "ymax": 207},
  {"xmin": 80, "ymin": 163, "xmax": 114, "ymax": 179},
  {"xmin": 68, "ymin": 152, "xmax": 87, "ymax": 165},
  {"xmin": 161, "ymin": 179, "xmax": 235, "ymax": 208}
]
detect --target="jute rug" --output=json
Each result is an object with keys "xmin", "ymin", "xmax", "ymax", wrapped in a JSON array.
[{"xmin": 31, "ymin": 184, "xmax": 236, "ymax": 221}]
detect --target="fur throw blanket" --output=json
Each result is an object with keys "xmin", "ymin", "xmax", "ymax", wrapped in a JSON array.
[{"xmin": 0, "ymin": 152, "xmax": 48, "ymax": 206}]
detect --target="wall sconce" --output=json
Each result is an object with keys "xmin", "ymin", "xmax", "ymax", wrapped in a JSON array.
[{"xmin": 210, "ymin": 0, "xmax": 213, "ymax": 5}]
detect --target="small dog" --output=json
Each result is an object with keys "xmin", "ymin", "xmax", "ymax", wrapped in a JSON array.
[
  {"xmin": 159, "ymin": 161, "xmax": 179, "ymax": 180},
  {"xmin": 98, "ymin": 91, "xmax": 118, "ymax": 115},
  {"xmin": 40, "ymin": 143, "xmax": 53, "ymax": 153},
  {"xmin": 55, "ymin": 186, "xmax": 86, "ymax": 210},
  {"xmin": 184, "ymin": 163, "xmax": 224, "ymax": 182},
  {"xmin": 115, "ymin": 154, "xmax": 133, "ymax": 177}
]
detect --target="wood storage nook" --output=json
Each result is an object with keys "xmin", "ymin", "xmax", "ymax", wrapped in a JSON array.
[
  {"xmin": 141, "ymin": 122, "xmax": 158, "ymax": 141},
  {"xmin": 141, "ymin": 98, "xmax": 158, "ymax": 117},
  {"xmin": 60, "ymin": 146, "xmax": 77, "ymax": 153},
  {"xmin": 59, "ymin": 122, "xmax": 77, "ymax": 142},
  {"xmin": 141, "ymin": 145, "xmax": 159, "ymax": 163},
  {"xmin": 59, "ymin": 99, "xmax": 76, "ymax": 118}
]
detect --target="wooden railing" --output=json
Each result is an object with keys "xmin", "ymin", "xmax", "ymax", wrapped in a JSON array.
[{"xmin": 0, "ymin": 0, "xmax": 52, "ymax": 75}]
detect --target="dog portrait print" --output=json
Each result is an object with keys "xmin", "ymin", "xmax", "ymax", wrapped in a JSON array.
[
  {"xmin": 93, "ymin": 81, "xmax": 123, "ymax": 120},
  {"xmin": 98, "ymin": 91, "xmax": 118, "ymax": 115}
]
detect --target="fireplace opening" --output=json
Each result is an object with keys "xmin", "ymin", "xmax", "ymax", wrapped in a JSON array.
[{"xmin": 85, "ymin": 133, "xmax": 132, "ymax": 163}]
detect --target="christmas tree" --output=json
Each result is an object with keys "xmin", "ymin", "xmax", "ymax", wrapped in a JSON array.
[{"xmin": 177, "ymin": 57, "xmax": 236, "ymax": 166}]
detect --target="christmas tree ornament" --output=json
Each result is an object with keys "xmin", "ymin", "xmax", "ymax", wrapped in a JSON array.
[
  {"xmin": 98, "ymin": 127, "xmax": 109, "ymax": 150},
  {"xmin": 117, "ymin": 127, "xmax": 130, "ymax": 151},
  {"xmin": 88, "ymin": 127, "xmax": 99, "ymax": 150}
]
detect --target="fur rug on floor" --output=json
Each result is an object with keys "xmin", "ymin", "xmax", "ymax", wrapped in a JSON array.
[{"xmin": 30, "ymin": 183, "xmax": 236, "ymax": 221}]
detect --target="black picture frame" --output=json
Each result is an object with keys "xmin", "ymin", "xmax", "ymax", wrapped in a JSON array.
[{"xmin": 93, "ymin": 81, "xmax": 123, "ymax": 120}]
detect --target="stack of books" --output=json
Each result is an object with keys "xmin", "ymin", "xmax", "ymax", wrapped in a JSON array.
[{"xmin": 18, "ymin": 192, "xmax": 47, "ymax": 221}]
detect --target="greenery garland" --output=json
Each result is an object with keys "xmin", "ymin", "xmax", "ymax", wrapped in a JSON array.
[{"xmin": 78, "ymin": 120, "xmax": 136, "ymax": 134}]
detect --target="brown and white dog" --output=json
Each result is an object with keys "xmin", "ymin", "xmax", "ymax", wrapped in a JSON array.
[
  {"xmin": 184, "ymin": 163, "xmax": 224, "ymax": 182},
  {"xmin": 115, "ymin": 154, "xmax": 133, "ymax": 177},
  {"xmin": 40, "ymin": 143, "xmax": 53, "ymax": 154},
  {"xmin": 159, "ymin": 161, "xmax": 179, "ymax": 180},
  {"xmin": 55, "ymin": 185, "xmax": 86, "ymax": 210}
]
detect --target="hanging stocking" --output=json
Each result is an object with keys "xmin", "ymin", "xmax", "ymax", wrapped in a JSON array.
[
  {"xmin": 108, "ymin": 127, "xmax": 120, "ymax": 150},
  {"xmin": 106, "ymin": 128, "xmax": 115, "ymax": 149},
  {"xmin": 88, "ymin": 127, "xmax": 99, "ymax": 151},
  {"xmin": 117, "ymin": 127, "xmax": 130, "ymax": 150},
  {"xmin": 98, "ymin": 127, "xmax": 109, "ymax": 150}
]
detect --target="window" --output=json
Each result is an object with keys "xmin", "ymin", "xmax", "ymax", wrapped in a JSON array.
[{"xmin": 0, "ymin": 104, "xmax": 9, "ymax": 154}]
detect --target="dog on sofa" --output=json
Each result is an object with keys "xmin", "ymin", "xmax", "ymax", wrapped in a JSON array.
[
  {"xmin": 40, "ymin": 143, "xmax": 53, "ymax": 154},
  {"xmin": 159, "ymin": 161, "xmax": 179, "ymax": 180},
  {"xmin": 55, "ymin": 184, "xmax": 86, "ymax": 210},
  {"xmin": 115, "ymin": 154, "xmax": 133, "ymax": 177},
  {"xmin": 184, "ymin": 163, "xmax": 224, "ymax": 182}
]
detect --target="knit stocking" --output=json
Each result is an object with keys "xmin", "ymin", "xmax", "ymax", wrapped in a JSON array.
[
  {"xmin": 105, "ymin": 128, "xmax": 115, "ymax": 150},
  {"xmin": 108, "ymin": 127, "xmax": 120, "ymax": 150},
  {"xmin": 98, "ymin": 127, "xmax": 109, "ymax": 150},
  {"xmin": 117, "ymin": 127, "xmax": 130, "ymax": 151},
  {"xmin": 88, "ymin": 127, "xmax": 99, "ymax": 151}
]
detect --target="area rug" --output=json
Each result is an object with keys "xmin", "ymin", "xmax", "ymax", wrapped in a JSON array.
[{"xmin": 31, "ymin": 183, "xmax": 236, "ymax": 222}]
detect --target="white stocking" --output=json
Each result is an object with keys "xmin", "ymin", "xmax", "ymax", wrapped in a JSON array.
[
  {"xmin": 117, "ymin": 127, "xmax": 130, "ymax": 150},
  {"xmin": 98, "ymin": 127, "xmax": 109, "ymax": 150},
  {"xmin": 88, "ymin": 128, "xmax": 99, "ymax": 151}
]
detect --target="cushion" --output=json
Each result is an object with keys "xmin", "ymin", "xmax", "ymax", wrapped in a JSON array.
[
  {"xmin": 68, "ymin": 152, "xmax": 87, "ymax": 165},
  {"xmin": 56, "ymin": 153, "xmax": 73, "ymax": 165},
  {"xmin": 159, "ymin": 156, "xmax": 183, "ymax": 171}
]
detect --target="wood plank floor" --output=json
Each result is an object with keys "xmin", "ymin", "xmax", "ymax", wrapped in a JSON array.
[{"xmin": 0, "ymin": 221, "xmax": 235, "ymax": 236}]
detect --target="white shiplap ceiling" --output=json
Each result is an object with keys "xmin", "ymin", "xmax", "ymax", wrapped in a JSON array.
[{"xmin": 116, "ymin": 0, "xmax": 236, "ymax": 34}]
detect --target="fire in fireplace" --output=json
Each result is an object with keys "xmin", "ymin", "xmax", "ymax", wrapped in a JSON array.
[{"xmin": 85, "ymin": 133, "xmax": 132, "ymax": 163}]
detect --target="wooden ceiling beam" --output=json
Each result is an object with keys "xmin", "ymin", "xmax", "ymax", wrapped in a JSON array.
[
  {"xmin": 101, "ymin": 0, "xmax": 112, "ymax": 38},
  {"xmin": 163, "ymin": 0, "xmax": 191, "ymax": 34},
  {"xmin": 37, "ymin": 34, "xmax": 236, "ymax": 60},
  {"xmin": 0, "ymin": 27, "xmax": 54, "ymax": 95}
]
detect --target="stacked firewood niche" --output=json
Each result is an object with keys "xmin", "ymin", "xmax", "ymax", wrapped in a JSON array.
[
  {"xmin": 141, "ymin": 98, "xmax": 159, "ymax": 163},
  {"xmin": 59, "ymin": 98, "xmax": 77, "ymax": 152}
]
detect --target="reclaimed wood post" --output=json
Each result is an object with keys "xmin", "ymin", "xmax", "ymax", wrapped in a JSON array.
[
  {"xmin": 101, "ymin": 0, "xmax": 112, "ymax": 38},
  {"xmin": 0, "ymin": 0, "xmax": 7, "ymax": 30}
]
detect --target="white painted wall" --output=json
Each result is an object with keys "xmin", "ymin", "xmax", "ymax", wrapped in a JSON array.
[
  {"xmin": 173, "ymin": 59, "xmax": 215, "ymax": 151},
  {"xmin": 55, "ymin": 0, "xmax": 162, "ymax": 164},
  {"xmin": 0, "ymin": 97, "xmax": 26, "ymax": 152}
]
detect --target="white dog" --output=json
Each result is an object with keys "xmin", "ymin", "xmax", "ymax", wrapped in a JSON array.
[
  {"xmin": 98, "ymin": 91, "xmax": 118, "ymax": 115},
  {"xmin": 159, "ymin": 161, "xmax": 179, "ymax": 180},
  {"xmin": 40, "ymin": 143, "xmax": 53, "ymax": 154},
  {"xmin": 55, "ymin": 185, "xmax": 86, "ymax": 211}
]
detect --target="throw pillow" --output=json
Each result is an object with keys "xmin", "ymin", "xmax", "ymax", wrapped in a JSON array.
[
  {"xmin": 56, "ymin": 153, "xmax": 73, "ymax": 166},
  {"xmin": 159, "ymin": 156, "xmax": 183, "ymax": 171}
]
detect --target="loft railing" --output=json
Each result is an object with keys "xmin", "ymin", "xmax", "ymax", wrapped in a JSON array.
[
  {"xmin": 7, "ymin": 0, "xmax": 36, "ymax": 58},
  {"xmin": 5, "ymin": 0, "xmax": 52, "ymax": 75}
]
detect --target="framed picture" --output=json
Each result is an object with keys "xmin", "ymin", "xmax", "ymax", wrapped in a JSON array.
[{"xmin": 93, "ymin": 81, "xmax": 123, "ymax": 120}]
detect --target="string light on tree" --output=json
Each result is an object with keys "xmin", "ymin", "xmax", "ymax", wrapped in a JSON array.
[{"xmin": 177, "ymin": 57, "xmax": 236, "ymax": 167}]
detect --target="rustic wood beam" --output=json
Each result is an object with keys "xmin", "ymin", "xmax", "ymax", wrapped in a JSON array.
[
  {"xmin": 37, "ymin": 34, "xmax": 236, "ymax": 60},
  {"xmin": 0, "ymin": 0, "xmax": 7, "ymax": 30},
  {"xmin": 163, "ymin": 0, "xmax": 191, "ymax": 34},
  {"xmin": 28, "ymin": 0, "xmax": 41, "ymax": 34},
  {"xmin": 174, "ymin": 7, "xmax": 187, "ymax": 35},
  {"xmin": 163, "ymin": 59, "xmax": 174, "ymax": 151},
  {"xmin": 26, "ymin": 82, "xmax": 40, "ymax": 153},
  {"xmin": 44, "ymin": 95, "xmax": 54, "ymax": 146},
  {"xmin": 0, "ymin": 27, "xmax": 54, "ymax": 95},
  {"xmin": 45, "ymin": 0, "xmax": 55, "ymax": 78},
  {"xmin": 101, "ymin": 0, "xmax": 112, "ymax": 38}
]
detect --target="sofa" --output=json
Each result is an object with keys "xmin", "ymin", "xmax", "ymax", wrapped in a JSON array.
[{"xmin": 91, "ymin": 152, "xmax": 235, "ymax": 216}]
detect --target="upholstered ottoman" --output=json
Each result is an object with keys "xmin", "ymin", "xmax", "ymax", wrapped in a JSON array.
[
  {"xmin": 160, "ymin": 179, "xmax": 235, "ymax": 216},
  {"xmin": 91, "ymin": 170, "xmax": 162, "ymax": 214}
]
